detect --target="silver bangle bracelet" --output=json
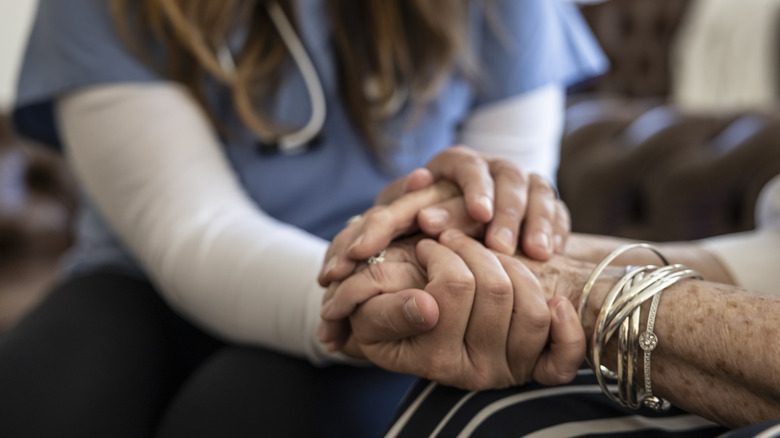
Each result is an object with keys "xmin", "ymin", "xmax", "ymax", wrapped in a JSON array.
[{"xmin": 582, "ymin": 243, "xmax": 700, "ymax": 411}]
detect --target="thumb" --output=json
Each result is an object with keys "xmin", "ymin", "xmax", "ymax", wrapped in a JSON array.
[
  {"xmin": 532, "ymin": 297, "xmax": 586, "ymax": 386},
  {"xmin": 350, "ymin": 289, "xmax": 439, "ymax": 344}
]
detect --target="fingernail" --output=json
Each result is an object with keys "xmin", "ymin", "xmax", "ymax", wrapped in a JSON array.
[
  {"xmin": 555, "ymin": 301, "xmax": 571, "ymax": 322},
  {"xmin": 554, "ymin": 235, "xmax": 564, "ymax": 251},
  {"xmin": 530, "ymin": 232, "xmax": 550, "ymax": 253},
  {"xmin": 494, "ymin": 227, "xmax": 515, "ymax": 252},
  {"xmin": 403, "ymin": 297, "xmax": 426, "ymax": 326},
  {"xmin": 422, "ymin": 207, "xmax": 449, "ymax": 227},
  {"xmin": 478, "ymin": 195, "xmax": 493, "ymax": 218}
]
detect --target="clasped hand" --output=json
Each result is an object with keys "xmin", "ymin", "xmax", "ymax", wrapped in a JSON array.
[
  {"xmin": 323, "ymin": 230, "xmax": 585, "ymax": 391},
  {"xmin": 317, "ymin": 148, "xmax": 583, "ymax": 390}
]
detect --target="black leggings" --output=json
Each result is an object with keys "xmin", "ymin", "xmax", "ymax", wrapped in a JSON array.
[{"xmin": 0, "ymin": 270, "xmax": 414, "ymax": 437}]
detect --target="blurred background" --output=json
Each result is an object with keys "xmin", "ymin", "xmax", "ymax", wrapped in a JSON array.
[
  {"xmin": 1, "ymin": 0, "xmax": 75, "ymax": 333},
  {"xmin": 1, "ymin": 0, "xmax": 779, "ymax": 333}
]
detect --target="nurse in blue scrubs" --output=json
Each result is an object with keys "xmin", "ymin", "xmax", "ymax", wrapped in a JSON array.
[{"xmin": 0, "ymin": 0, "xmax": 605, "ymax": 436}]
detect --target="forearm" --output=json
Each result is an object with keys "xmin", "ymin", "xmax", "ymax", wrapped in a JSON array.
[
  {"xmin": 459, "ymin": 84, "xmax": 564, "ymax": 183},
  {"xmin": 564, "ymin": 233, "xmax": 735, "ymax": 285},
  {"xmin": 58, "ymin": 83, "xmax": 336, "ymax": 363},
  {"xmin": 577, "ymin": 267, "xmax": 780, "ymax": 426},
  {"xmin": 649, "ymin": 355, "xmax": 779, "ymax": 427}
]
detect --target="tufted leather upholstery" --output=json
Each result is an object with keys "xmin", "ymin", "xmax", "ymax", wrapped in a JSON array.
[
  {"xmin": 578, "ymin": 0, "xmax": 691, "ymax": 98},
  {"xmin": 560, "ymin": 101, "xmax": 780, "ymax": 240},
  {"xmin": 532, "ymin": 0, "xmax": 780, "ymax": 241},
  {"xmin": 0, "ymin": 113, "xmax": 76, "ymax": 331},
  {"xmin": 559, "ymin": 0, "xmax": 780, "ymax": 241}
]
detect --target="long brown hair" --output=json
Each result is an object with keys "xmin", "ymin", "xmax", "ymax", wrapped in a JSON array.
[{"xmin": 111, "ymin": 0, "xmax": 474, "ymax": 153}]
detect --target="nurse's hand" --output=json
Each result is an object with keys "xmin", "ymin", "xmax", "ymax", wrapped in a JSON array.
[
  {"xmin": 332, "ymin": 231, "xmax": 585, "ymax": 390},
  {"xmin": 379, "ymin": 146, "xmax": 570, "ymax": 258},
  {"xmin": 318, "ymin": 181, "xmax": 460, "ymax": 287},
  {"xmin": 318, "ymin": 146, "xmax": 570, "ymax": 287}
]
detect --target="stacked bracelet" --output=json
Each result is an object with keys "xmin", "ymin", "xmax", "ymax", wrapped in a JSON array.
[{"xmin": 579, "ymin": 244, "xmax": 702, "ymax": 411}]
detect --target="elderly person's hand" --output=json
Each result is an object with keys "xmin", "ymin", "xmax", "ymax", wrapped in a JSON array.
[
  {"xmin": 322, "ymin": 230, "xmax": 585, "ymax": 390},
  {"xmin": 318, "ymin": 146, "xmax": 570, "ymax": 288}
]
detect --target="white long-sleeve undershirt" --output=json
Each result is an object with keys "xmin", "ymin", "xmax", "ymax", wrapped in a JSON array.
[
  {"xmin": 58, "ymin": 83, "xmax": 337, "ymax": 363},
  {"xmin": 701, "ymin": 175, "xmax": 780, "ymax": 296},
  {"xmin": 459, "ymin": 83, "xmax": 564, "ymax": 184},
  {"xmin": 57, "ymin": 82, "xmax": 563, "ymax": 364}
]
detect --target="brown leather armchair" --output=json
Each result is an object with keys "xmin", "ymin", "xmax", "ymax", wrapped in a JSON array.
[
  {"xmin": 0, "ymin": 114, "xmax": 75, "ymax": 260},
  {"xmin": 559, "ymin": 0, "xmax": 780, "ymax": 241},
  {"xmin": 0, "ymin": 112, "xmax": 76, "ymax": 331}
]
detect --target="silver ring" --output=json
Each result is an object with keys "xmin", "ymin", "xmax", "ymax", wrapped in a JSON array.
[{"xmin": 367, "ymin": 249, "xmax": 387, "ymax": 265}]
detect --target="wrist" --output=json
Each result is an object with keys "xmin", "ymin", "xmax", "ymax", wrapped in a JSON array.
[
  {"xmin": 524, "ymin": 255, "xmax": 620, "ymax": 308},
  {"xmin": 578, "ymin": 267, "xmax": 625, "ymax": 341}
]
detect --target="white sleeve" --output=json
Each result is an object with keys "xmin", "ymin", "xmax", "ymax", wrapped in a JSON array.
[
  {"xmin": 458, "ymin": 83, "xmax": 565, "ymax": 183},
  {"xmin": 57, "ymin": 83, "xmax": 341, "ymax": 365},
  {"xmin": 700, "ymin": 175, "xmax": 780, "ymax": 296}
]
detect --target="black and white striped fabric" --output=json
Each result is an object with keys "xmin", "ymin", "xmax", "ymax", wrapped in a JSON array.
[{"xmin": 386, "ymin": 369, "xmax": 779, "ymax": 437}]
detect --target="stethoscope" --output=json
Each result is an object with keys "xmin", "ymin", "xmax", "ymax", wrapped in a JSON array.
[
  {"xmin": 218, "ymin": 2, "xmax": 326, "ymax": 154},
  {"xmin": 218, "ymin": 2, "xmax": 407, "ymax": 155}
]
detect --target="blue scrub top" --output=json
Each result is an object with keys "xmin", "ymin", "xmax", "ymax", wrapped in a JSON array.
[{"xmin": 16, "ymin": 0, "xmax": 606, "ymax": 275}]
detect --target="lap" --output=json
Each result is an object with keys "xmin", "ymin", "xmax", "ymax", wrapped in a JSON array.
[
  {"xmin": 389, "ymin": 369, "xmax": 729, "ymax": 437},
  {"xmin": 0, "ymin": 269, "xmax": 220, "ymax": 438},
  {"xmin": 0, "ymin": 269, "xmax": 415, "ymax": 437},
  {"xmin": 158, "ymin": 346, "xmax": 416, "ymax": 438}
]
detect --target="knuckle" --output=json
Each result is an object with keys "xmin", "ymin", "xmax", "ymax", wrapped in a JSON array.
[
  {"xmin": 449, "ymin": 145, "xmax": 475, "ymax": 158},
  {"xmin": 494, "ymin": 161, "xmax": 527, "ymax": 184},
  {"xmin": 445, "ymin": 147, "xmax": 481, "ymax": 164},
  {"xmin": 441, "ymin": 274, "xmax": 476, "ymax": 297},
  {"xmin": 533, "ymin": 198, "xmax": 558, "ymax": 220},
  {"xmin": 364, "ymin": 207, "xmax": 392, "ymax": 228},
  {"xmin": 460, "ymin": 153, "xmax": 484, "ymax": 170},
  {"xmin": 495, "ymin": 204, "xmax": 523, "ymax": 222},
  {"xmin": 481, "ymin": 278, "xmax": 513, "ymax": 302},
  {"xmin": 534, "ymin": 183, "xmax": 556, "ymax": 199},
  {"xmin": 363, "ymin": 205, "xmax": 383, "ymax": 217},
  {"xmin": 525, "ymin": 306, "xmax": 552, "ymax": 332},
  {"xmin": 530, "ymin": 174, "xmax": 555, "ymax": 196}
]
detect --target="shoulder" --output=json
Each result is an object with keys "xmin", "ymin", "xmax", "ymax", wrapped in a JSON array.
[
  {"xmin": 17, "ymin": 0, "xmax": 158, "ymax": 108},
  {"xmin": 34, "ymin": 0, "xmax": 116, "ymax": 37},
  {"xmin": 470, "ymin": 0, "xmax": 607, "ymax": 106}
]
